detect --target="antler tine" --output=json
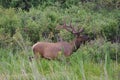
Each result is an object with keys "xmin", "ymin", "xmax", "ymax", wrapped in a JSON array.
[
  {"xmin": 63, "ymin": 20, "xmax": 66, "ymax": 27},
  {"xmin": 57, "ymin": 20, "xmax": 78, "ymax": 34},
  {"xmin": 67, "ymin": 21, "xmax": 77, "ymax": 33},
  {"xmin": 63, "ymin": 21, "xmax": 70, "ymax": 31},
  {"xmin": 69, "ymin": 20, "xmax": 72, "ymax": 27},
  {"xmin": 79, "ymin": 27, "xmax": 84, "ymax": 33},
  {"xmin": 61, "ymin": 21, "xmax": 73, "ymax": 33}
]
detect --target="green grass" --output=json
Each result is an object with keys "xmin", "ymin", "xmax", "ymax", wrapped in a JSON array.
[{"xmin": 0, "ymin": 42, "xmax": 120, "ymax": 80}]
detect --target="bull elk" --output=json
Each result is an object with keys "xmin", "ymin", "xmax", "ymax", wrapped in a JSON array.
[{"xmin": 32, "ymin": 22, "xmax": 89, "ymax": 60}]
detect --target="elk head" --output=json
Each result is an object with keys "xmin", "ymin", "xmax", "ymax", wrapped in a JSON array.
[{"xmin": 56, "ymin": 21, "xmax": 89, "ymax": 51}]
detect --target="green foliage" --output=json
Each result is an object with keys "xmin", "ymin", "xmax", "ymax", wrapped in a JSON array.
[
  {"xmin": 0, "ymin": 43, "xmax": 120, "ymax": 79},
  {"xmin": 0, "ymin": 2, "xmax": 120, "ymax": 48},
  {"xmin": 0, "ymin": 7, "xmax": 21, "ymax": 48},
  {"xmin": 0, "ymin": 1, "xmax": 120, "ymax": 80},
  {"xmin": 77, "ymin": 38, "xmax": 120, "ymax": 62},
  {"xmin": 0, "ymin": 0, "xmax": 119, "ymax": 10},
  {"xmin": 0, "ymin": 8, "xmax": 21, "ymax": 36}
]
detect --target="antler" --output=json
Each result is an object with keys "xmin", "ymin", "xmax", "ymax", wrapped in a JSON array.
[
  {"xmin": 64, "ymin": 21, "xmax": 84, "ymax": 35},
  {"xmin": 79, "ymin": 27, "xmax": 84, "ymax": 33},
  {"xmin": 56, "ymin": 21, "xmax": 84, "ymax": 36},
  {"xmin": 64, "ymin": 21, "xmax": 76, "ymax": 34}
]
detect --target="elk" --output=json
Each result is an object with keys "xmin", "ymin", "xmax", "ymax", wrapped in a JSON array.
[{"xmin": 32, "ymin": 22, "xmax": 89, "ymax": 60}]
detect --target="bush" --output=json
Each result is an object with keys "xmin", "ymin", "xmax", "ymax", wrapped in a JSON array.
[
  {"xmin": 77, "ymin": 38, "xmax": 120, "ymax": 63},
  {"xmin": 0, "ymin": 7, "xmax": 21, "ymax": 48},
  {"xmin": 0, "ymin": 3, "xmax": 120, "ymax": 50}
]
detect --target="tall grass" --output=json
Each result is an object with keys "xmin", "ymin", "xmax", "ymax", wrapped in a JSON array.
[{"xmin": 0, "ymin": 39, "xmax": 120, "ymax": 80}]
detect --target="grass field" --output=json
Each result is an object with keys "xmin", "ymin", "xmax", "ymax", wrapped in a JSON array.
[{"xmin": 0, "ymin": 39, "xmax": 120, "ymax": 80}]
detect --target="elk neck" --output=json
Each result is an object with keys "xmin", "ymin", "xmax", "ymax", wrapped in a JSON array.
[{"xmin": 70, "ymin": 38, "xmax": 82, "ymax": 52}]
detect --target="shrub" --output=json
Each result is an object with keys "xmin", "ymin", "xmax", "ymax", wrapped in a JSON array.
[{"xmin": 77, "ymin": 38, "xmax": 120, "ymax": 63}]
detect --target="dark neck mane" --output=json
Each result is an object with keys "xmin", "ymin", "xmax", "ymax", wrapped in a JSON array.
[{"xmin": 70, "ymin": 39, "xmax": 82, "ymax": 52}]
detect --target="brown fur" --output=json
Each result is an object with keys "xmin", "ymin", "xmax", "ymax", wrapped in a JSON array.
[
  {"xmin": 32, "ymin": 35, "xmax": 89, "ymax": 59},
  {"xmin": 32, "ymin": 42, "xmax": 73, "ymax": 59}
]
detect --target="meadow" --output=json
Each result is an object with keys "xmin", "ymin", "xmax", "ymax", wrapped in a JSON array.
[
  {"xmin": 0, "ymin": 40, "xmax": 120, "ymax": 80},
  {"xmin": 0, "ymin": 0, "xmax": 120, "ymax": 80}
]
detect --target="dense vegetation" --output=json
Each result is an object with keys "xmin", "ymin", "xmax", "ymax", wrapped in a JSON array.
[{"xmin": 0, "ymin": 0, "xmax": 120, "ymax": 80}]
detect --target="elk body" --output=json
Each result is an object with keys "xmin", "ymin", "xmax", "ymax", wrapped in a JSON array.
[{"xmin": 32, "ymin": 22, "xmax": 89, "ymax": 60}]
